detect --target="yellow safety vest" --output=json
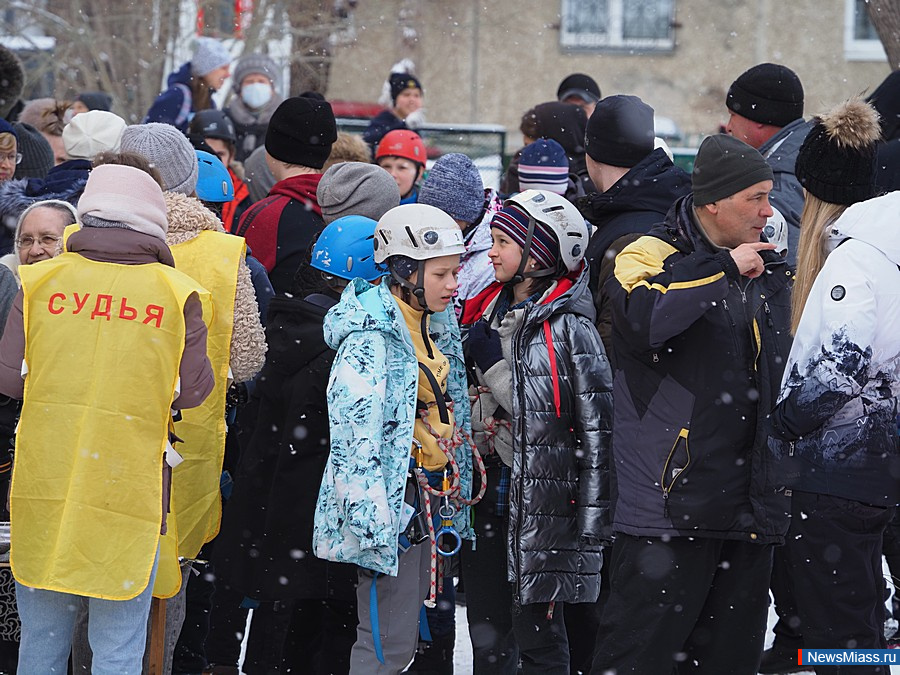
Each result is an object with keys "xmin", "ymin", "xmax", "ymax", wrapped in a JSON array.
[
  {"xmin": 165, "ymin": 231, "xmax": 243, "ymax": 559},
  {"xmin": 14, "ymin": 253, "xmax": 207, "ymax": 600}
]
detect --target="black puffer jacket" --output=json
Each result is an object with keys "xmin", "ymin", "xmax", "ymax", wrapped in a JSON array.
[
  {"xmin": 606, "ymin": 195, "xmax": 794, "ymax": 544},
  {"xmin": 213, "ymin": 294, "xmax": 356, "ymax": 602},
  {"xmin": 464, "ymin": 267, "xmax": 613, "ymax": 606}
]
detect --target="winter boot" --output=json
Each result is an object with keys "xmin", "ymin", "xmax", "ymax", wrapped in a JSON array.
[
  {"xmin": 406, "ymin": 632, "xmax": 455, "ymax": 675},
  {"xmin": 758, "ymin": 645, "xmax": 807, "ymax": 674}
]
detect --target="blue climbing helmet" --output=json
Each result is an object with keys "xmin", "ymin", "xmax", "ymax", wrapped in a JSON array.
[
  {"xmin": 311, "ymin": 215, "xmax": 381, "ymax": 282},
  {"xmin": 195, "ymin": 150, "xmax": 234, "ymax": 203}
]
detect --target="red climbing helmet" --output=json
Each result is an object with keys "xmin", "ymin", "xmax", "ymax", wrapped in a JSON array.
[{"xmin": 375, "ymin": 129, "xmax": 427, "ymax": 166}]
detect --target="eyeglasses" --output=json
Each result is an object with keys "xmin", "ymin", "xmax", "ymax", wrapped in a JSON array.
[
  {"xmin": 17, "ymin": 234, "xmax": 61, "ymax": 249},
  {"xmin": 0, "ymin": 153, "xmax": 22, "ymax": 165}
]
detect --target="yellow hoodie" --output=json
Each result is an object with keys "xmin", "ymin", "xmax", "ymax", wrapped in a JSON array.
[{"xmin": 394, "ymin": 296, "xmax": 454, "ymax": 471}]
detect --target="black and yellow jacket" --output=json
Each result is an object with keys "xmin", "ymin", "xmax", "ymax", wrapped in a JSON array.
[{"xmin": 606, "ymin": 194, "xmax": 794, "ymax": 544}]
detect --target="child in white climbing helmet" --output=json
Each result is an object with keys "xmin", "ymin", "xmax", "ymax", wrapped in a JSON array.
[
  {"xmin": 313, "ymin": 203, "xmax": 485, "ymax": 673},
  {"xmin": 459, "ymin": 189, "xmax": 613, "ymax": 672}
]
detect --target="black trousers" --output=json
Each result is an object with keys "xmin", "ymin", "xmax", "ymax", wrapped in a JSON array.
[
  {"xmin": 768, "ymin": 540, "xmax": 804, "ymax": 653},
  {"xmin": 591, "ymin": 534, "xmax": 772, "ymax": 675},
  {"xmin": 881, "ymin": 506, "xmax": 900, "ymax": 624},
  {"xmin": 460, "ymin": 465, "xmax": 570, "ymax": 674},
  {"xmin": 564, "ymin": 560, "xmax": 609, "ymax": 675},
  {"xmin": 784, "ymin": 491, "xmax": 893, "ymax": 675}
]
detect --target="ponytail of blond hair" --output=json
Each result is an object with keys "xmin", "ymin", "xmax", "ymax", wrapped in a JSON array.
[{"xmin": 790, "ymin": 194, "xmax": 847, "ymax": 334}]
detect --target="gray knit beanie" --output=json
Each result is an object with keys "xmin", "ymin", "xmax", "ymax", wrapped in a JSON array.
[
  {"xmin": 232, "ymin": 53, "xmax": 279, "ymax": 92},
  {"xmin": 418, "ymin": 153, "xmax": 484, "ymax": 224},
  {"xmin": 316, "ymin": 162, "xmax": 400, "ymax": 224},
  {"xmin": 120, "ymin": 123, "xmax": 199, "ymax": 196},
  {"xmin": 191, "ymin": 37, "xmax": 232, "ymax": 78}
]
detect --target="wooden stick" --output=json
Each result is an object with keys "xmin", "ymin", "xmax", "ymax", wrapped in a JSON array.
[{"xmin": 147, "ymin": 597, "xmax": 166, "ymax": 675}]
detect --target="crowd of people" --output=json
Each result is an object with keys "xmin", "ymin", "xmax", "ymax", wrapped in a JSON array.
[{"xmin": 0, "ymin": 32, "xmax": 898, "ymax": 675}]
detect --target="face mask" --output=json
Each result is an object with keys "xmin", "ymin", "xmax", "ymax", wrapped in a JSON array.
[{"xmin": 241, "ymin": 82, "xmax": 273, "ymax": 109}]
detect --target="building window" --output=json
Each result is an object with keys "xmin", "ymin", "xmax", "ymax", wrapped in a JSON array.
[
  {"xmin": 560, "ymin": 0, "xmax": 675, "ymax": 51},
  {"xmin": 844, "ymin": 0, "xmax": 886, "ymax": 61}
]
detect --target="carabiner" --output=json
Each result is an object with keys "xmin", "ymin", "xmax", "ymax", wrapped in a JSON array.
[{"xmin": 436, "ymin": 502, "xmax": 461, "ymax": 557}]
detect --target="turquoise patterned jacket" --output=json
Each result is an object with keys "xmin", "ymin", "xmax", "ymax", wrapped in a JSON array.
[{"xmin": 313, "ymin": 278, "xmax": 474, "ymax": 576}]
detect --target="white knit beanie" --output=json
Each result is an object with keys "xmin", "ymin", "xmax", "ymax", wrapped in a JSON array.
[
  {"xmin": 63, "ymin": 110, "xmax": 126, "ymax": 160},
  {"xmin": 77, "ymin": 164, "xmax": 168, "ymax": 241},
  {"xmin": 191, "ymin": 37, "xmax": 232, "ymax": 78}
]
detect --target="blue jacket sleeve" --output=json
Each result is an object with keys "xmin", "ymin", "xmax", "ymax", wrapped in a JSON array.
[
  {"xmin": 244, "ymin": 254, "xmax": 274, "ymax": 326},
  {"xmin": 326, "ymin": 330, "xmax": 397, "ymax": 553},
  {"xmin": 144, "ymin": 86, "xmax": 189, "ymax": 131}
]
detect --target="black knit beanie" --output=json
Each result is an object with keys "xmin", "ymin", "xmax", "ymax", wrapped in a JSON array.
[
  {"xmin": 584, "ymin": 94, "xmax": 655, "ymax": 167},
  {"xmin": 389, "ymin": 73, "xmax": 422, "ymax": 104},
  {"xmin": 795, "ymin": 99, "xmax": 880, "ymax": 206},
  {"xmin": 76, "ymin": 91, "xmax": 113, "ymax": 112},
  {"xmin": 265, "ymin": 97, "xmax": 337, "ymax": 169},
  {"xmin": 692, "ymin": 134, "xmax": 774, "ymax": 206},
  {"xmin": 726, "ymin": 63, "xmax": 804, "ymax": 127}
]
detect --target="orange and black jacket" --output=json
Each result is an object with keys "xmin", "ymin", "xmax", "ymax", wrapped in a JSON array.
[
  {"xmin": 222, "ymin": 167, "xmax": 251, "ymax": 236},
  {"xmin": 605, "ymin": 194, "xmax": 794, "ymax": 545}
]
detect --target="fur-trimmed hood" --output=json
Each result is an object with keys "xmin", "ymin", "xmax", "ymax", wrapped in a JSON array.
[
  {"xmin": 164, "ymin": 191, "xmax": 226, "ymax": 245},
  {"xmin": 164, "ymin": 191, "xmax": 266, "ymax": 383}
]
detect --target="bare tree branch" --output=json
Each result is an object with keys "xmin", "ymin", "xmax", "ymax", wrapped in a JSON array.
[{"xmin": 865, "ymin": 0, "xmax": 900, "ymax": 69}]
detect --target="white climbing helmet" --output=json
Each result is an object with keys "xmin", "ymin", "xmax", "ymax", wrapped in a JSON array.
[
  {"xmin": 763, "ymin": 206, "xmax": 788, "ymax": 256},
  {"xmin": 373, "ymin": 203, "xmax": 466, "ymax": 264},
  {"xmin": 505, "ymin": 189, "xmax": 589, "ymax": 273}
]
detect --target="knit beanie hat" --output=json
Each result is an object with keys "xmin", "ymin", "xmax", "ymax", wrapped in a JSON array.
[
  {"xmin": 726, "ymin": 63, "xmax": 804, "ymax": 127},
  {"xmin": 419, "ymin": 153, "xmax": 485, "ymax": 223},
  {"xmin": 517, "ymin": 139, "xmax": 569, "ymax": 195},
  {"xmin": 77, "ymin": 164, "xmax": 169, "ymax": 241},
  {"xmin": 317, "ymin": 162, "xmax": 400, "ymax": 224},
  {"xmin": 0, "ymin": 45, "xmax": 24, "ymax": 119},
  {"xmin": 191, "ymin": 37, "xmax": 232, "ymax": 78},
  {"xmin": 232, "ymin": 53, "xmax": 279, "ymax": 92},
  {"xmin": 63, "ymin": 110, "xmax": 126, "ymax": 160},
  {"xmin": 557, "ymin": 73, "xmax": 601, "ymax": 105},
  {"xmin": 692, "ymin": 134, "xmax": 774, "ymax": 206},
  {"xmin": 389, "ymin": 73, "xmax": 422, "ymax": 104},
  {"xmin": 585, "ymin": 95, "xmax": 655, "ymax": 167},
  {"xmin": 795, "ymin": 99, "xmax": 880, "ymax": 206},
  {"xmin": 12, "ymin": 123, "xmax": 53, "ymax": 179},
  {"xmin": 389, "ymin": 254, "xmax": 420, "ymax": 280},
  {"xmin": 120, "ymin": 123, "xmax": 199, "ymax": 196},
  {"xmin": 265, "ymin": 97, "xmax": 337, "ymax": 169},
  {"xmin": 0, "ymin": 119, "xmax": 15, "ymax": 139},
  {"xmin": 490, "ymin": 203, "xmax": 559, "ymax": 270},
  {"xmin": 75, "ymin": 91, "xmax": 112, "ymax": 112}
]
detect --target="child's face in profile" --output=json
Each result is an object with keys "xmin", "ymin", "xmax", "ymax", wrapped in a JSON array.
[{"xmin": 407, "ymin": 254, "xmax": 460, "ymax": 313}]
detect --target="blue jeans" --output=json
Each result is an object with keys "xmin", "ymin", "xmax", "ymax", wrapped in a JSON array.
[{"xmin": 16, "ymin": 549, "xmax": 159, "ymax": 675}]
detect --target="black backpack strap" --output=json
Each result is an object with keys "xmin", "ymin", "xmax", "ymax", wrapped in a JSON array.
[{"xmin": 417, "ymin": 363, "xmax": 450, "ymax": 425}]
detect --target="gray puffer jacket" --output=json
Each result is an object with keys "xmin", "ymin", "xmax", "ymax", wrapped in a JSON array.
[{"xmin": 464, "ymin": 266, "xmax": 613, "ymax": 606}]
